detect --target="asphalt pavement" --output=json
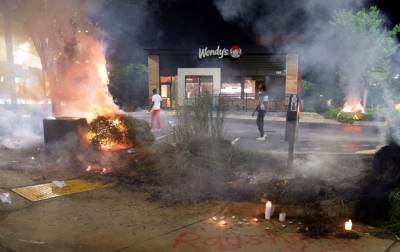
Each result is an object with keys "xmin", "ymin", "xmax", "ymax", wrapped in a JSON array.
[{"xmin": 136, "ymin": 110, "xmax": 387, "ymax": 155}]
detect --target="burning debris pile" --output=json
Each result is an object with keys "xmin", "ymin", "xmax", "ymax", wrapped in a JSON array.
[
  {"xmin": 86, "ymin": 114, "xmax": 154, "ymax": 151},
  {"xmin": 337, "ymin": 97, "xmax": 366, "ymax": 123}
]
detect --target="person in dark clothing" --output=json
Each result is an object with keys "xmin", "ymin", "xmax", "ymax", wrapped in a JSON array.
[{"xmin": 252, "ymin": 84, "xmax": 268, "ymax": 140}]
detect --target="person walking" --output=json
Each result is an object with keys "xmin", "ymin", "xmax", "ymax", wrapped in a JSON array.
[
  {"xmin": 149, "ymin": 88, "xmax": 162, "ymax": 131},
  {"xmin": 252, "ymin": 84, "xmax": 268, "ymax": 140}
]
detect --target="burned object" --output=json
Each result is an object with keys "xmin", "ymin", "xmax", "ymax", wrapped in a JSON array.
[
  {"xmin": 87, "ymin": 114, "xmax": 154, "ymax": 151},
  {"xmin": 43, "ymin": 117, "xmax": 88, "ymax": 145}
]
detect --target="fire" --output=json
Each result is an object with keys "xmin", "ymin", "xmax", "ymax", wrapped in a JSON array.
[
  {"xmin": 86, "ymin": 115, "xmax": 132, "ymax": 152},
  {"xmin": 52, "ymin": 34, "xmax": 119, "ymax": 121},
  {"xmin": 85, "ymin": 165, "xmax": 109, "ymax": 175},
  {"xmin": 341, "ymin": 98, "xmax": 365, "ymax": 120}
]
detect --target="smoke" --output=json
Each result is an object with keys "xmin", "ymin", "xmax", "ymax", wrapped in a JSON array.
[
  {"xmin": 214, "ymin": 0, "xmax": 398, "ymax": 101},
  {"xmin": 0, "ymin": 108, "xmax": 43, "ymax": 149}
]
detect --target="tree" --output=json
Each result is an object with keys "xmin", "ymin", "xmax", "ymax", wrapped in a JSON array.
[
  {"xmin": 108, "ymin": 63, "xmax": 148, "ymax": 111},
  {"xmin": 331, "ymin": 6, "xmax": 400, "ymax": 108},
  {"xmin": 3, "ymin": 0, "xmax": 117, "ymax": 119}
]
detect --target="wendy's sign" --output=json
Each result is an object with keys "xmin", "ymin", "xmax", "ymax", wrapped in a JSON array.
[{"xmin": 198, "ymin": 45, "xmax": 242, "ymax": 59}]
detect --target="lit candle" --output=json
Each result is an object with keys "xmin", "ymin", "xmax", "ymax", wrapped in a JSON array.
[
  {"xmin": 219, "ymin": 220, "xmax": 227, "ymax": 226},
  {"xmin": 265, "ymin": 201, "xmax": 272, "ymax": 220},
  {"xmin": 345, "ymin": 219, "xmax": 352, "ymax": 231},
  {"xmin": 279, "ymin": 212, "xmax": 286, "ymax": 222}
]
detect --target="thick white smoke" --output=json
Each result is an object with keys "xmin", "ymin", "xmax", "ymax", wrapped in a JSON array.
[{"xmin": 0, "ymin": 108, "xmax": 43, "ymax": 149}]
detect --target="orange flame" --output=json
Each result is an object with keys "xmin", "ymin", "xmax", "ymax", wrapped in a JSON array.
[
  {"xmin": 341, "ymin": 98, "xmax": 365, "ymax": 120},
  {"xmin": 52, "ymin": 34, "xmax": 119, "ymax": 121}
]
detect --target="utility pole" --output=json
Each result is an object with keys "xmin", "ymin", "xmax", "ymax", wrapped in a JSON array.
[{"xmin": 3, "ymin": 12, "xmax": 17, "ymax": 105}]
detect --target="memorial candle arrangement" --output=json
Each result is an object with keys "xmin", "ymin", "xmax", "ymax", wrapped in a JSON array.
[
  {"xmin": 265, "ymin": 201, "xmax": 272, "ymax": 220},
  {"xmin": 345, "ymin": 219, "xmax": 352, "ymax": 231},
  {"xmin": 279, "ymin": 212, "xmax": 286, "ymax": 222}
]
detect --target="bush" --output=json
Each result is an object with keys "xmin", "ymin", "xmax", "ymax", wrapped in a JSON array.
[
  {"xmin": 324, "ymin": 107, "xmax": 341, "ymax": 119},
  {"xmin": 387, "ymin": 188, "xmax": 400, "ymax": 235},
  {"xmin": 88, "ymin": 114, "xmax": 153, "ymax": 150},
  {"xmin": 336, "ymin": 111, "xmax": 355, "ymax": 124}
]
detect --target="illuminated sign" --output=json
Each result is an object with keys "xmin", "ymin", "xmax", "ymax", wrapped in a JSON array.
[{"xmin": 198, "ymin": 45, "xmax": 242, "ymax": 59}]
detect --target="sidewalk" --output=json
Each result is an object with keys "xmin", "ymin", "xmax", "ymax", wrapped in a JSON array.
[{"xmin": 160, "ymin": 110, "xmax": 386, "ymax": 127}]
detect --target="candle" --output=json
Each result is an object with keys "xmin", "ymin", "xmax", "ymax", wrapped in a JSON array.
[
  {"xmin": 345, "ymin": 219, "xmax": 352, "ymax": 231},
  {"xmin": 265, "ymin": 201, "xmax": 272, "ymax": 220},
  {"xmin": 279, "ymin": 212, "xmax": 286, "ymax": 222}
]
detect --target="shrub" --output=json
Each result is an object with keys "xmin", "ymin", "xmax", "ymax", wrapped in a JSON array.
[
  {"xmin": 324, "ymin": 107, "xmax": 341, "ymax": 119},
  {"xmin": 337, "ymin": 111, "xmax": 355, "ymax": 124},
  {"xmin": 88, "ymin": 114, "xmax": 153, "ymax": 150},
  {"xmin": 387, "ymin": 188, "xmax": 400, "ymax": 235}
]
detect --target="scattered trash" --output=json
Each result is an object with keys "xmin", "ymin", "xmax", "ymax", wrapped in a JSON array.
[
  {"xmin": 231, "ymin": 215, "xmax": 236, "ymax": 219},
  {"xmin": 231, "ymin": 137, "xmax": 240, "ymax": 145},
  {"xmin": 52, "ymin": 180, "xmax": 66, "ymax": 188},
  {"xmin": 282, "ymin": 224, "xmax": 287, "ymax": 229},
  {"xmin": 73, "ymin": 216, "xmax": 79, "ymax": 221},
  {"xmin": 31, "ymin": 156, "xmax": 35, "ymax": 160},
  {"xmin": 265, "ymin": 227, "xmax": 271, "ymax": 230},
  {"xmin": 0, "ymin": 192, "xmax": 12, "ymax": 204},
  {"xmin": 168, "ymin": 120, "xmax": 176, "ymax": 127},
  {"xmin": 238, "ymin": 221, "xmax": 243, "ymax": 225},
  {"xmin": 127, "ymin": 148, "xmax": 136, "ymax": 154},
  {"xmin": 18, "ymin": 239, "xmax": 45, "ymax": 245}
]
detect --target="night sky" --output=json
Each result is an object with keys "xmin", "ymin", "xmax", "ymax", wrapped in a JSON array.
[{"xmin": 100, "ymin": 0, "xmax": 400, "ymax": 63}]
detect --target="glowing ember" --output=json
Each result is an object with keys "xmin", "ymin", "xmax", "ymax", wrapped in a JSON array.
[
  {"xmin": 85, "ymin": 164, "xmax": 110, "ymax": 175},
  {"xmin": 86, "ymin": 115, "xmax": 132, "ymax": 152}
]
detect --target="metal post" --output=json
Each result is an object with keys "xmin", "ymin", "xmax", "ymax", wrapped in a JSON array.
[
  {"xmin": 288, "ymin": 141, "xmax": 294, "ymax": 169},
  {"xmin": 285, "ymin": 94, "xmax": 300, "ymax": 169}
]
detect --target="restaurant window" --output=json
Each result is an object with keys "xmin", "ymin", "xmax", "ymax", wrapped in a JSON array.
[
  {"xmin": 221, "ymin": 77, "xmax": 241, "ymax": 99},
  {"xmin": 160, "ymin": 76, "xmax": 174, "ymax": 108},
  {"xmin": 185, "ymin": 76, "xmax": 213, "ymax": 98},
  {"xmin": 160, "ymin": 76, "xmax": 173, "ymax": 98},
  {"xmin": 244, "ymin": 77, "xmax": 264, "ymax": 99}
]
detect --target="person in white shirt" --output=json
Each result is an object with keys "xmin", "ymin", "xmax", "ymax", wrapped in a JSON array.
[{"xmin": 150, "ymin": 88, "xmax": 162, "ymax": 130}]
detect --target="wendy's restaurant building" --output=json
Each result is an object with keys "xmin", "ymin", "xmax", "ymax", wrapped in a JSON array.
[{"xmin": 146, "ymin": 44, "xmax": 301, "ymax": 111}]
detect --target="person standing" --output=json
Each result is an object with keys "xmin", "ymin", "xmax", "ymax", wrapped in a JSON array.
[
  {"xmin": 150, "ymin": 88, "xmax": 162, "ymax": 131},
  {"xmin": 252, "ymin": 84, "xmax": 268, "ymax": 140}
]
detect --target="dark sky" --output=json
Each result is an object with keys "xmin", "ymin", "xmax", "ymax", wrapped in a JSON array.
[{"xmin": 99, "ymin": 0, "xmax": 400, "ymax": 62}]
